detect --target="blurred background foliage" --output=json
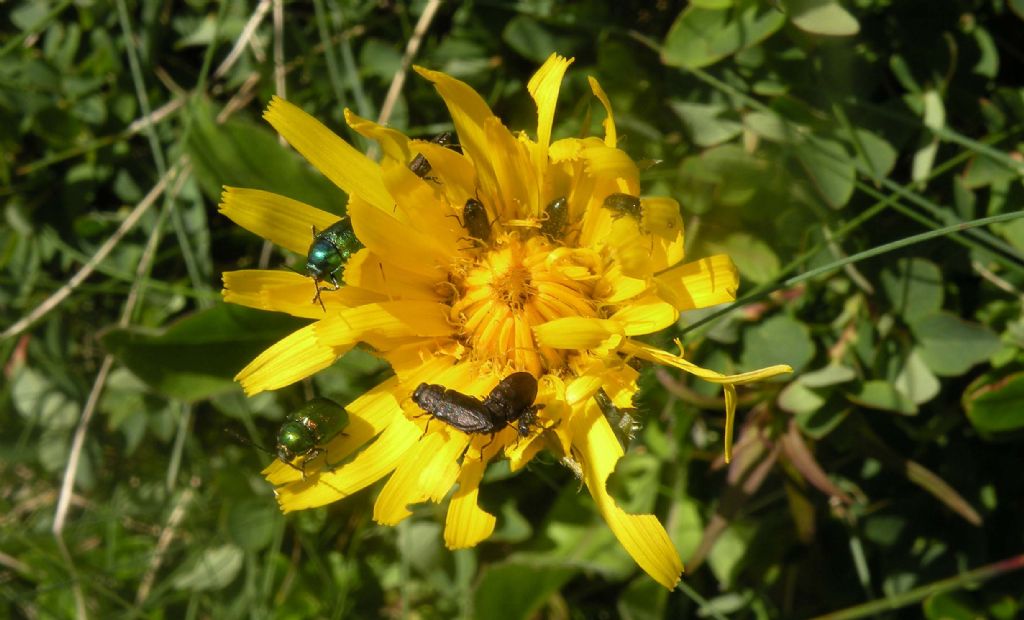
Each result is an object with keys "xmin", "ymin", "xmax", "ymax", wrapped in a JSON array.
[{"xmin": 3, "ymin": 0, "xmax": 1024, "ymax": 618}]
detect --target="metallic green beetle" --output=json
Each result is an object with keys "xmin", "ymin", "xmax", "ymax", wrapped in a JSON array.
[
  {"xmin": 276, "ymin": 397, "xmax": 350, "ymax": 477},
  {"xmin": 306, "ymin": 218, "xmax": 363, "ymax": 311}
]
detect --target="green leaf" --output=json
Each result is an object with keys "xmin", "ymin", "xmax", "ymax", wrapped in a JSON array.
[
  {"xmin": 894, "ymin": 350, "xmax": 940, "ymax": 405},
  {"xmin": 1001, "ymin": 216, "xmax": 1024, "ymax": 252},
  {"xmin": 172, "ymin": 544, "xmax": 243, "ymax": 592},
  {"xmin": 707, "ymin": 520, "xmax": 756, "ymax": 588},
  {"xmin": 11, "ymin": 367, "xmax": 81, "ymax": 430},
  {"xmin": 617, "ymin": 575, "xmax": 669, "ymax": 620},
  {"xmin": 662, "ymin": 0, "xmax": 785, "ymax": 69},
  {"xmin": 474, "ymin": 563, "xmax": 576, "ymax": 620},
  {"xmin": 800, "ymin": 364, "xmax": 856, "ymax": 388},
  {"xmin": 795, "ymin": 402, "xmax": 851, "ymax": 439},
  {"xmin": 740, "ymin": 314, "xmax": 814, "ymax": 374},
  {"xmin": 101, "ymin": 305, "xmax": 308, "ymax": 402},
  {"xmin": 779, "ymin": 381, "xmax": 825, "ymax": 416},
  {"xmin": 677, "ymin": 145, "xmax": 768, "ymax": 213},
  {"xmin": 783, "ymin": 0, "xmax": 860, "ymax": 36},
  {"xmin": 668, "ymin": 100, "xmax": 743, "ymax": 147},
  {"xmin": 911, "ymin": 312, "xmax": 1001, "ymax": 377},
  {"xmin": 880, "ymin": 258, "xmax": 943, "ymax": 322},
  {"xmin": 851, "ymin": 128, "xmax": 897, "ymax": 179},
  {"xmin": 228, "ymin": 498, "xmax": 278, "ymax": 552},
  {"xmin": 847, "ymin": 380, "xmax": 917, "ymax": 415},
  {"xmin": 503, "ymin": 15, "xmax": 562, "ymax": 64},
  {"xmin": 969, "ymin": 25, "xmax": 999, "ymax": 78},
  {"xmin": 743, "ymin": 110, "xmax": 796, "ymax": 142},
  {"xmin": 670, "ymin": 496, "xmax": 704, "ymax": 561},
  {"xmin": 962, "ymin": 153, "xmax": 1024, "ymax": 189},
  {"xmin": 691, "ymin": 0, "xmax": 736, "ymax": 8},
  {"xmin": 911, "ymin": 90, "xmax": 944, "ymax": 182},
  {"xmin": 1011, "ymin": 0, "xmax": 1024, "ymax": 19},
  {"xmin": 358, "ymin": 38, "xmax": 404, "ymax": 80},
  {"xmin": 186, "ymin": 99, "xmax": 343, "ymax": 214},
  {"xmin": 794, "ymin": 136, "xmax": 855, "ymax": 208},
  {"xmin": 708, "ymin": 232, "xmax": 780, "ymax": 285},
  {"xmin": 964, "ymin": 372, "xmax": 1024, "ymax": 434},
  {"xmin": 923, "ymin": 589, "xmax": 981, "ymax": 620}
]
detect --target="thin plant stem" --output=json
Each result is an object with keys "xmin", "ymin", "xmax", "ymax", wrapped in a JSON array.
[
  {"xmin": 810, "ymin": 554, "xmax": 1024, "ymax": 620},
  {"xmin": 682, "ymin": 210, "xmax": 1024, "ymax": 336},
  {"xmin": 213, "ymin": 0, "xmax": 273, "ymax": 79}
]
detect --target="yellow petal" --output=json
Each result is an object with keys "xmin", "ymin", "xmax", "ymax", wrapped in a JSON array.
[
  {"xmin": 641, "ymin": 197, "xmax": 684, "ymax": 241},
  {"xmin": 344, "ymin": 108, "xmax": 411, "ymax": 164},
  {"xmin": 380, "ymin": 158, "xmax": 463, "ymax": 247},
  {"xmin": 484, "ymin": 116, "xmax": 538, "ymax": 220},
  {"xmin": 411, "ymin": 141, "xmax": 478, "ymax": 208},
  {"xmin": 609, "ymin": 296, "xmax": 679, "ymax": 336},
  {"xmin": 724, "ymin": 384, "xmax": 737, "ymax": 464},
  {"xmin": 565, "ymin": 372, "xmax": 604, "ymax": 406},
  {"xmin": 222, "ymin": 270, "xmax": 314, "ymax": 318},
  {"xmin": 533, "ymin": 317, "xmax": 624, "ymax": 350},
  {"xmin": 223, "ymin": 269, "xmax": 355, "ymax": 319},
  {"xmin": 549, "ymin": 137, "xmax": 583, "ymax": 163},
  {"xmin": 347, "ymin": 195, "xmax": 454, "ymax": 278},
  {"xmin": 581, "ymin": 144, "xmax": 639, "ymax": 187},
  {"xmin": 607, "ymin": 217, "xmax": 654, "ymax": 279},
  {"xmin": 528, "ymin": 53, "xmax": 574, "ymax": 189},
  {"xmin": 598, "ymin": 265, "xmax": 647, "ymax": 304},
  {"xmin": 275, "ymin": 413, "xmax": 420, "ymax": 512},
  {"xmin": 623, "ymin": 340, "xmax": 793, "ymax": 385},
  {"xmin": 315, "ymin": 301, "xmax": 453, "ymax": 347},
  {"xmin": 237, "ymin": 322, "xmax": 349, "ymax": 395},
  {"xmin": 587, "ymin": 76, "xmax": 617, "ymax": 148},
  {"xmin": 342, "ymin": 252, "xmax": 442, "ymax": 302},
  {"xmin": 263, "ymin": 97, "xmax": 392, "ymax": 211},
  {"xmin": 572, "ymin": 400, "xmax": 683, "ymax": 589},
  {"xmin": 413, "ymin": 66, "xmax": 501, "ymax": 208},
  {"xmin": 654, "ymin": 255, "xmax": 739, "ymax": 311},
  {"xmin": 219, "ymin": 187, "xmax": 338, "ymax": 255},
  {"xmin": 444, "ymin": 455, "xmax": 496, "ymax": 548},
  {"xmin": 373, "ymin": 427, "xmax": 467, "ymax": 525}
]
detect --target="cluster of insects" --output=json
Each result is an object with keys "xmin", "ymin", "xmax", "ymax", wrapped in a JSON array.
[
  {"xmin": 412, "ymin": 371, "xmax": 545, "ymax": 449},
  {"xmin": 256, "ymin": 131, "xmax": 652, "ymax": 476},
  {"xmin": 301, "ymin": 131, "xmax": 647, "ymax": 313}
]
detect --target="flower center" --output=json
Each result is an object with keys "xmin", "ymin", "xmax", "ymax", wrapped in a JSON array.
[{"xmin": 450, "ymin": 234, "xmax": 602, "ymax": 376}]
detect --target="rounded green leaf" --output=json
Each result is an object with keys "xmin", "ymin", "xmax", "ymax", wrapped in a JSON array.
[
  {"xmin": 172, "ymin": 544, "xmax": 243, "ymax": 592},
  {"xmin": 846, "ymin": 380, "xmax": 917, "ymax": 415},
  {"xmin": 779, "ymin": 380, "xmax": 826, "ymax": 415},
  {"xmin": 894, "ymin": 349, "xmax": 941, "ymax": 405},
  {"xmin": 795, "ymin": 137, "xmax": 855, "ymax": 209},
  {"xmin": 800, "ymin": 364, "xmax": 857, "ymax": 388},
  {"xmin": 228, "ymin": 498, "xmax": 278, "ymax": 552},
  {"xmin": 923, "ymin": 591, "xmax": 983, "ymax": 620},
  {"xmin": 783, "ymin": 0, "xmax": 860, "ymax": 36},
  {"xmin": 662, "ymin": 0, "xmax": 785, "ymax": 69},
  {"xmin": 852, "ymin": 128, "xmax": 897, "ymax": 178},
  {"xmin": 964, "ymin": 372, "xmax": 1024, "ymax": 434},
  {"xmin": 911, "ymin": 312, "xmax": 1001, "ymax": 377},
  {"xmin": 741, "ymin": 314, "xmax": 814, "ymax": 373},
  {"xmin": 708, "ymin": 232, "xmax": 780, "ymax": 285},
  {"xmin": 880, "ymin": 258, "xmax": 943, "ymax": 322},
  {"xmin": 669, "ymin": 100, "xmax": 743, "ymax": 147},
  {"xmin": 11, "ymin": 367, "xmax": 81, "ymax": 430}
]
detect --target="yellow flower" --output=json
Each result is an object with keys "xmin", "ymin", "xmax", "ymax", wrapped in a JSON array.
[{"xmin": 220, "ymin": 53, "xmax": 791, "ymax": 590}]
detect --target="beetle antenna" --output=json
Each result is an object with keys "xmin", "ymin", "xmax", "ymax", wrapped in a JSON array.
[{"xmin": 224, "ymin": 427, "xmax": 275, "ymax": 457}]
